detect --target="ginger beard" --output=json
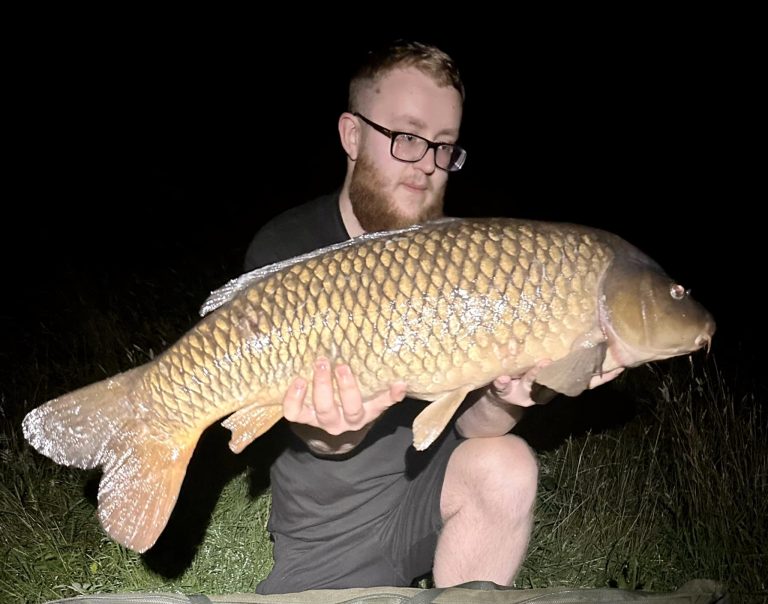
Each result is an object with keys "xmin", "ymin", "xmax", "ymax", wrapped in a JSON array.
[{"xmin": 349, "ymin": 153, "xmax": 445, "ymax": 233}]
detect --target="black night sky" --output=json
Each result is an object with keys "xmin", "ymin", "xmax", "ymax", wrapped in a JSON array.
[{"xmin": 3, "ymin": 20, "xmax": 762, "ymax": 401}]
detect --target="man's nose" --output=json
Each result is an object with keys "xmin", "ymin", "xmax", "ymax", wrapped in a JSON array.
[{"xmin": 414, "ymin": 147, "xmax": 437, "ymax": 174}]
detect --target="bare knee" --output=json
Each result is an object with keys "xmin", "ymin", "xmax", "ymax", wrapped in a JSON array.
[{"xmin": 441, "ymin": 435, "xmax": 538, "ymax": 520}]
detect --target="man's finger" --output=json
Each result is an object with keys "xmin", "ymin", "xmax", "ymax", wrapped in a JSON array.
[
  {"xmin": 282, "ymin": 377, "xmax": 307, "ymax": 422},
  {"xmin": 335, "ymin": 364, "xmax": 365, "ymax": 424},
  {"xmin": 313, "ymin": 357, "xmax": 340, "ymax": 425},
  {"xmin": 389, "ymin": 383, "xmax": 407, "ymax": 403},
  {"xmin": 493, "ymin": 375, "xmax": 513, "ymax": 392},
  {"xmin": 588, "ymin": 367, "xmax": 625, "ymax": 389}
]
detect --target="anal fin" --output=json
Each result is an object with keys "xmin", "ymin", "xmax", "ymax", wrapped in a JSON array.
[
  {"xmin": 221, "ymin": 403, "xmax": 283, "ymax": 454},
  {"xmin": 412, "ymin": 387, "xmax": 473, "ymax": 451}
]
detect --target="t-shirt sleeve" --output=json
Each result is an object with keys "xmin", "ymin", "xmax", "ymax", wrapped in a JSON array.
[{"xmin": 243, "ymin": 193, "xmax": 347, "ymax": 272}]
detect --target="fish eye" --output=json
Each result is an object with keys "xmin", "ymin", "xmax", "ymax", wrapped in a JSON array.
[{"xmin": 670, "ymin": 284, "xmax": 687, "ymax": 300}]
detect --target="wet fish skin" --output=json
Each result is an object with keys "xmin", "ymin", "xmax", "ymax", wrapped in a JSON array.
[{"xmin": 21, "ymin": 217, "xmax": 715, "ymax": 553}]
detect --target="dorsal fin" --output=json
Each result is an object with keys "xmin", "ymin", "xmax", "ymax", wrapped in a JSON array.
[{"xmin": 199, "ymin": 218, "xmax": 460, "ymax": 316}]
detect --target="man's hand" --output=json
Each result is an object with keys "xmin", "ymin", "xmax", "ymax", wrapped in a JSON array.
[
  {"xmin": 485, "ymin": 361, "xmax": 551, "ymax": 408},
  {"xmin": 487, "ymin": 361, "xmax": 625, "ymax": 407},
  {"xmin": 282, "ymin": 357, "xmax": 407, "ymax": 436},
  {"xmin": 457, "ymin": 362, "xmax": 626, "ymax": 438}
]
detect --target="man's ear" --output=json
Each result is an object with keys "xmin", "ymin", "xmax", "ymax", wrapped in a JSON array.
[{"xmin": 338, "ymin": 112, "xmax": 360, "ymax": 160}]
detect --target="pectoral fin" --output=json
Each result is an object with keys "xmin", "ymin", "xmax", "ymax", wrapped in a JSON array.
[
  {"xmin": 534, "ymin": 342, "xmax": 608, "ymax": 397},
  {"xmin": 221, "ymin": 403, "xmax": 283, "ymax": 454},
  {"xmin": 412, "ymin": 386, "xmax": 473, "ymax": 451}
]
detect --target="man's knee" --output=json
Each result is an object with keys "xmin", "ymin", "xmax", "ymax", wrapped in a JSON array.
[{"xmin": 442, "ymin": 435, "xmax": 538, "ymax": 519}]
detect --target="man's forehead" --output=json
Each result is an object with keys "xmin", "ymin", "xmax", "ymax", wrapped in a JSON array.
[
  {"xmin": 360, "ymin": 68, "xmax": 462, "ymax": 131},
  {"xmin": 373, "ymin": 66, "xmax": 438, "ymax": 93},
  {"xmin": 360, "ymin": 67, "xmax": 455, "ymax": 103}
]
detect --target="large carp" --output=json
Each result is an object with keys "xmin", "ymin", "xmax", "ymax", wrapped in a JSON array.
[{"xmin": 22, "ymin": 217, "xmax": 714, "ymax": 553}]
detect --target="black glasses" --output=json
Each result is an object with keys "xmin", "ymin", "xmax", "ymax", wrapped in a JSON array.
[{"xmin": 354, "ymin": 112, "xmax": 467, "ymax": 172}]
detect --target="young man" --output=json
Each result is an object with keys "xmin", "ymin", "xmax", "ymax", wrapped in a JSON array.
[{"xmin": 245, "ymin": 40, "xmax": 544, "ymax": 594}]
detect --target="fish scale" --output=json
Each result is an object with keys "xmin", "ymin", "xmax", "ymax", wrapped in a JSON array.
[{"xmin": 22, "ymin": 216, "xmax": 715, "ymax": 553}]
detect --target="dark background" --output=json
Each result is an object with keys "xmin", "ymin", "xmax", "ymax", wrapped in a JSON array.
[{"xmin": 3, "ymin": 17, "xmax": 762, "ymax": 392}]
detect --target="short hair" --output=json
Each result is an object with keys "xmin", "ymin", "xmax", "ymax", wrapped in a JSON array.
[{"xmin": 348, "ymin": 40, "xmax": 465, "ymax": 113}]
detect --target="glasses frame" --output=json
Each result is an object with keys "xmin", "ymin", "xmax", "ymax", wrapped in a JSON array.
[{"xmin": 353, "ymin": 112, "xmax": 466, "ymax": 172}]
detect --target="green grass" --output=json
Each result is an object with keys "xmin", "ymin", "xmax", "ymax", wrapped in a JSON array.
[
  {"xmin": 520, "ymin": 359, "xmax": 767, "ymax": 599},
  {"xmin": 0, "ymin": 432, "xmax": 273, "ymax": 602},
  {"xmin": 1, "ymin": 269, "xmax": 766, "ymax": 603}
]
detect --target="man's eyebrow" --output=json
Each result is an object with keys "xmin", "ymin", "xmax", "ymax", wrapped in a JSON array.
[{"xmin": 396, "ymin": 115, "xmax": 459, "ymax": 140}]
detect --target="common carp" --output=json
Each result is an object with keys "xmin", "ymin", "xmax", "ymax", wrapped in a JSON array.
[{"xmin": 22, "ymin": 217, "xmax": 715, "ymax": 553}]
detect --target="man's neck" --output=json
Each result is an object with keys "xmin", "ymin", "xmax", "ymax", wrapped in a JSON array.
[{"xmin": 338, "ymin": 188, "xmax": 365, "ymax": 238}]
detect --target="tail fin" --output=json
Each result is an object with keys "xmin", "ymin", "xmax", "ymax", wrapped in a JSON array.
[
  {"xmin": 22, "ymin": 367, "xmax": 146, "ymax": 469},
  {"xmin": 22, "ymin": 367, "xmax": 196, "ymax": 553},
  {"xmin": 96, "ymin": 424, "xmax": 195, "ymax": 553}
]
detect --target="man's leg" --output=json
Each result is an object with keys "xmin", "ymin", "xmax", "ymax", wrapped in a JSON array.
[{"xmin": 433, "ymin": 435, "xmax": 538, "ymax": 586}]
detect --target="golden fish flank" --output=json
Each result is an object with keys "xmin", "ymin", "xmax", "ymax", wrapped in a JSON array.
[{"xmin": 22, "ymin": 217, "xmax": 715, "ymax": 554}]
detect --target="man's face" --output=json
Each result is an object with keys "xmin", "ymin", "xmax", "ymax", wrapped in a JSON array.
[{"xmin": 349, "ymin": 68, "xmax": 463, "ymax": 233}]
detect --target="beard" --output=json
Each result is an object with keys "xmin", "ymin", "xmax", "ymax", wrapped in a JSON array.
[{"xmin": 348, "ymin": 153, "xmax": 445, "ymax": 233}]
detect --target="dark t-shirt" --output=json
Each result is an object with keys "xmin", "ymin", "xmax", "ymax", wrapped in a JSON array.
[
  {"xmin": 244, "ymin": 191, "xmax": 441, "ymax": 542},
  {"xmin": 243, "ymin": 192, "xmax": 350, "ymax": 273}
]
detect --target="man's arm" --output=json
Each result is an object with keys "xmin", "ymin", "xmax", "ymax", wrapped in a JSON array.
[
  {"xmin": 283, "ymin": 358, "xmax": 624, "ymax": 455},
  {"xmin": 286, "ymin": 363, "xmax": 540, "ymax": 454},
  {"xmin": 456, "ymin": 363, "xmax": 626, "ymax": 438}
]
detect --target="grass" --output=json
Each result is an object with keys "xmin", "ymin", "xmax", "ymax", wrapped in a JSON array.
[
  {"xmin": 519, "ymin": 359, "xmax": 767, "ymax": 599},
  {"xmin": 1, "ymin": 266, "xmax": 766, "ymax": 603},
  {"xmin": 0, "ymin": 431, "xmax": 274, "ymax": 601}
]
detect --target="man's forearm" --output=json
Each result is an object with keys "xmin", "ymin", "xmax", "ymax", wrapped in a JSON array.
[
  {"xmin": 290, "ymin": 422, "xmax": 374, "ymax": 456},
  {"xmin": 455, "ymin": 392, "xmax": 526, "ymax": 438}
]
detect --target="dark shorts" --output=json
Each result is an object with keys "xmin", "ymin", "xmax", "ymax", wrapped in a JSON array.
[{"xmin": 256, "ymin": 424, "xmax": 464, "ymax": 594}]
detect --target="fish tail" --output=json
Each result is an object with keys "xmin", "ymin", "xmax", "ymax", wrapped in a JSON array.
[
  {"xmin": 22, "ymin": 366, "xmax": 195, "ymax": 553},
  {"xmin": 97, "ymin": 422, "xmax": 195, "ymax": 553},
  {"xmin": 22, "ymin": 366, "xmax": 146, "ymax": 469}
]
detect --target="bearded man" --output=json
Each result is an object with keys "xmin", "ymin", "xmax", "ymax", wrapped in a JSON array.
[{"xmin": 244, "ymin": 40, "xmax": 540, "ymax": 595}]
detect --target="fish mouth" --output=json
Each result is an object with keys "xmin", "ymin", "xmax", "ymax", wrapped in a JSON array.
[{"xmin": 603, "ymin": 318, "xmax": 717, "ymax": 367}]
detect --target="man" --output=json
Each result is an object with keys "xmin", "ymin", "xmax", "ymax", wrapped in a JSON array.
[{"xmin": 244, "ymin": 40, "xmax": 615, "ymax": 594}]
